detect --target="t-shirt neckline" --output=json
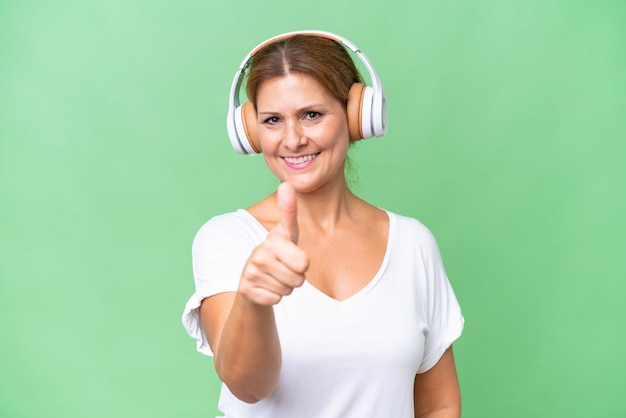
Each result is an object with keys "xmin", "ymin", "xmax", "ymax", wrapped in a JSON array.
[{"xmin": 236, "ymin": 208, "xmax": 395, "ymax": 305}]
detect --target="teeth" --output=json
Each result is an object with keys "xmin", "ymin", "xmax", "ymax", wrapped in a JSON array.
[{"xmin": 284, "ymin": 154, "xmax": 318, "ymax": 164}]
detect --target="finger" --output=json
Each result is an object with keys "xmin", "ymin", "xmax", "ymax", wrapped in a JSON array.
[
  {"xmin": 263, "ymin": 258, "xmax": 307, "ymax": 289},
  {"xmin": 251, "ymin": 270, "xmax": 303, "ymax": 296},
  {"xmin": 250, "ymin": 241, "xmax": 309, "ymax": 283},
  {"xmin": 273, "ymin": 243, "xmax": 309, "ymax": 276},
  {"xmin": 240, "ymin": 258, "xmax": 305, "ymax": 305},
  {"xmin": 240, "ymin": 286, "xmax": 283, "ymax": 306},
  {"xmin": 277, "ymin": 182, "xmax": 299, "ymax": 244}
]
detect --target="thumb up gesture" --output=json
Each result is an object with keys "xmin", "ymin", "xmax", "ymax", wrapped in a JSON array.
[
  {"xmin": 239, "ymin": 182, "xmax": 310, "ymax": 306},
  {"xmin": 274, "ymin": 181, "xmax": 300, "ymax": 244}
]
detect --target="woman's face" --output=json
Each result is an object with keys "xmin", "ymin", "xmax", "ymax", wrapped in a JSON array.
[{"xmin": 255, "ymin": 72, "xmax": 350, "ymax": 194}]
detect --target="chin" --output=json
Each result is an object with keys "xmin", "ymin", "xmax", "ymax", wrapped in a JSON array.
[
  {"xmin": 286, "ymin": 175, "xmax": 345, "ymax": 195},
  {"xmin": 284, "ymin": 180, "xmax": 316, "ymax": 193}
]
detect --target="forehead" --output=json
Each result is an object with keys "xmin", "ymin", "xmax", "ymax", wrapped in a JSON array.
[{"xmin": 256, "ymin": 73, "xmax": 332, "ymax": 108}]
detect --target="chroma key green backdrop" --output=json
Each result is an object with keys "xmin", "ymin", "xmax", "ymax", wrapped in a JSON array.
[{"xmin": 1, "ymin": 1, "xmax": 625, "ymax": 417}]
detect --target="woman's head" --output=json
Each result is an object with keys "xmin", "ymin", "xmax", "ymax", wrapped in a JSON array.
[
  {"xmin": 246, "ymin": 35, "xmax": 363, "ymax": 110},
  {"xmin": 243, "ymin": 34, "xmax": 365, "ymax": 193}
]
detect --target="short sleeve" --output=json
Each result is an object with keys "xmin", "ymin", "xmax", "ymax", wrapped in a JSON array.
[
  {"xmin": 181, "ymin": 211, "xmax": 267, "ymax": 356},
  {"xmin": 416, "ymin": 229, "xmax": 464, "ymax": 374}
]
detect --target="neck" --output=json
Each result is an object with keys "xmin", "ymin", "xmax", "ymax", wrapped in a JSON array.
[
  {"xmin": 247, "ymin": 172, "xmax": 366, "ymax": 234},
  {"xmin": 294, "ymin": 183, "xmax": 356, "ymax": 232}
]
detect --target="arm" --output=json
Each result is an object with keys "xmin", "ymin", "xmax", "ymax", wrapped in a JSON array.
[
  {"xmin": 199, "ymin": 183, "xmax": 308, "ymax": 403},
  {"xmin": 200, "ymin": 292, "xmax": 282, "ymax": 403},
  {"xmin": 414, "ymin": 346, "xmax": 461, "ymax": 418}
]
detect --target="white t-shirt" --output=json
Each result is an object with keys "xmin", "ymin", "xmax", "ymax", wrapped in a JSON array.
[{"xmin": 182, "ymin": 209, "xmax": 464, "ymax": 418}]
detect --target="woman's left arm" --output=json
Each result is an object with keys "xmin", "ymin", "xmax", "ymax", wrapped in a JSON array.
[{"xmin": 413, "ymin": 346, "xmax": 461, "ymax": 418}]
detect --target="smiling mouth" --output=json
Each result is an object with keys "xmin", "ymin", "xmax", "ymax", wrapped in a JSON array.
[{"xmin": 282, "ymin": 153, "xmax": 320, "ymax": 165}]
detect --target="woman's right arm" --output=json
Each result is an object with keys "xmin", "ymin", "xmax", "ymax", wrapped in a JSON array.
[
  {"xmin": 200, "ymin": 292, "xmax": 281, "ymax": 403},
  {"xmin": 199, "ymin": 183, "xmax": 308, "ymax": 403}
]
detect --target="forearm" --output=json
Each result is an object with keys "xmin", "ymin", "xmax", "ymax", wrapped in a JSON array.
[
  {"xmin": 414, "ymin": 347, "xmax": 461, "ymax": 418},
  {"xmin": 214, "ymin": 293, "xmax": 282, "ymax": 403}
]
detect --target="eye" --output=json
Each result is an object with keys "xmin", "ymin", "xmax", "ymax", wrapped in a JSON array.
[
  {"xmin": 263, "ymin": 116, "xmax": 280, "ymax": 125},
  {"xmin": 303, "ymin": 111, "xmax": 321, "ymax": 121}
]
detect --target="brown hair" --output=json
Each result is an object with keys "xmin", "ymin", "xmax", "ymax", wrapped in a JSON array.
[{"xmin": 245, "ymin": 35, "xmax": 363, "ymax": 108}]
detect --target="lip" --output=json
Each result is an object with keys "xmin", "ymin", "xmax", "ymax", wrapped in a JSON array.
[{"xmin": 282, "ymin": 152, "xmax": 320, "ymax": 170}]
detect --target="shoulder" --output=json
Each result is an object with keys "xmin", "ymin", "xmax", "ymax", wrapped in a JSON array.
[
  {"xmin": 193, "ymin": 210, "xmax": 268, "ymax": 250},
  {"xmin": 383, "ymin": 210, "xmax": 445, "ymax": 265},
  {"xmin": 246, "ymin": 193, "xmax": 279, "ymax": 231},
  {"xmin": 386, "ymin": 211, "xmax": 438, "ymax": 246}
]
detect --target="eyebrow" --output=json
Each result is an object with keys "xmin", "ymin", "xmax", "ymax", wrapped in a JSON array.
[{"xmin": 257, "ymin": 103, "xmax": 325, "ymax": 116}]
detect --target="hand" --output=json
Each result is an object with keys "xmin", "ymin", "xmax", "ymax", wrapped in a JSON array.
[{"xmin": 238, "ymin": 182, "xmax": 309, "ymax": 306}]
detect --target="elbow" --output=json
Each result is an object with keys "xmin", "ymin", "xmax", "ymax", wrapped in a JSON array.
[
  {"xmin": 223, "ymin": 380, "xmax": 278, "ymax": 404},
  {"xmin": 231, "ymin": 389, "xmax": 270, "ymax": 404},
  {"xmin": 215, "ymin": 364, "xmax": 279, "ymax": 404}
]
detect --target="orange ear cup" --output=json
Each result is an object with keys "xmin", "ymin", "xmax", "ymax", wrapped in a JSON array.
[
  {"xmin": 347, "ymin": 83, "xmax": 366, "ymax": 141},
  {"xmin": 241, "ymin": 101, "xmax": 261, "ymax": 153}
]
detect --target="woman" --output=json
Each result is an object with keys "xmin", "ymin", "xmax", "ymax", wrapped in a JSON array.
[{"xmin": 183, "ymin": 31, "xmax": 464, "ymax": 417}]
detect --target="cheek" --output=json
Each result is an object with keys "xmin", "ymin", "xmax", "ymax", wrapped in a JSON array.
[
  {"xmin": 258, "ymin": 129, "xmax": 279, "ymax": 153},
  {"xmin": 314, "ymin": 117, "xmax": 349, "ymax": 143},
  {"xmin": 327, "ymin": 121, "xmax": 351, "ymax": 150}
]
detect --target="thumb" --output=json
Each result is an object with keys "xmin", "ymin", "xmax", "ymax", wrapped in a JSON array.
[{"xmin": 277, "ymin": 182, "xmax": 299, "ymax": 243}]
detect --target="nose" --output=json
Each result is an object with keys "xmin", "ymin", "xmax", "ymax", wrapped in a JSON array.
[{"xmin": 283, "ymin": 120, "xmax": 307, "ymax": 151}]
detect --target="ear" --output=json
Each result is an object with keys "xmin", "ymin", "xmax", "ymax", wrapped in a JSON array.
[{"xmin": 241, "ymin": 101, "xmax": 261, "ymax": 153}]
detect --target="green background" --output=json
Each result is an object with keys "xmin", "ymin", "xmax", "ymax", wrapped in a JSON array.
[{"xmin": 1, "ymin": 0, "xmax": 625, "ymax": 417}]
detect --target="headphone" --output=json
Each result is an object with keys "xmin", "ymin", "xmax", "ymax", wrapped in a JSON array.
[{"xmin": 226, "ymin": 30, "xmax": 388, "ymax": 155}]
